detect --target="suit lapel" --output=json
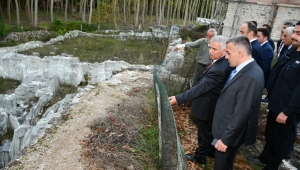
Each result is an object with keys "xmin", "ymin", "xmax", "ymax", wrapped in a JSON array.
[
  {"xmin": 222, "ymin": 61, "xmax": 256, "ymax": 91},
  {"xmin": 199, "ymin": 56, "xmax": 225, "ymax": 79}
]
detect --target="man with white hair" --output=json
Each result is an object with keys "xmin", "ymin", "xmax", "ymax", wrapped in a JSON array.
[
  {"xmin": 169, "ymin": 36, "xmax": 232, "ymax": 164},
  {"xmin": 175, "ymin": 28, "xmax": 217, "ymax": 87}
]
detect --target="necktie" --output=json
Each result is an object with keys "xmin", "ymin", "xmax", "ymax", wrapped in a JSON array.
[
  {"xmin": 200, "ymin": 60, "xmax": 213, "ymax": 77},
  {"xmin": 225, "ymin": 69, "xmax": 237, "ymax": 85}
]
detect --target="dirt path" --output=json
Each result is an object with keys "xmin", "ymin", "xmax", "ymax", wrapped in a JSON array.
[{"xmin": 8, "ymin": 70, "xmax": 153, "ymax": 170}]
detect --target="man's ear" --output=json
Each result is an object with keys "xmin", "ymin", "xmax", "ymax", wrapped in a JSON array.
[
  {"xmin": 222, "ymin": 49, "xmax": 226, "ymax": 55},
  {"xmin": 238, "ymin": 50, "xmax": 243, "ymax": 59}
]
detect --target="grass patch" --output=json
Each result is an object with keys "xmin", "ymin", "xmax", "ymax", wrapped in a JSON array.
[
  {"xmin": 20, "ymin": 36, "xmax": 168, "ymax": 65},
  {"xmin": 0, "ymin": 78, "xmax": 21, "ymax": 94}
]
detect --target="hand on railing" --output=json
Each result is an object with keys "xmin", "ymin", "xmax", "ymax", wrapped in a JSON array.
[{"xmin": 168, "ymin": 96, "xmax": 178, "ymax": 105}]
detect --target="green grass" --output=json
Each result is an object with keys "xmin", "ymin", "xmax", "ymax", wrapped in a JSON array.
[
  {"xmin": 133, "ymin": 89, "xmax": 160, "ymax": 169},
  {"xmin": 0, "ymin": 78, "xmax": 21, "ymax": 94},
  {"xmin": 19, "ymin": 36, "xmax": 168, "ymax": 65}
]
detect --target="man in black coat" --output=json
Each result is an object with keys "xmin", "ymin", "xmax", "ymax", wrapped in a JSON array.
[
  {"xmin": 212, "ymin": 36, "xmax": 264, "ymax": 169},
  {"xmin": 249, "ymin": 21, "xmax": 300, "ymax": 170},
  {"xmin": 169, "ymin": 36, "xmax": 232, "ymax": 164}
]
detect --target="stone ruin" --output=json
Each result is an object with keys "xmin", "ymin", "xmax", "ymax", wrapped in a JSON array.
[{"xmin": 0, "ymin": 26, "xmax": 185, "ymax": 168}]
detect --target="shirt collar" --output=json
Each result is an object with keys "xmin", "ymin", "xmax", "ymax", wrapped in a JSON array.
[
  {"xmin": 261, "ymin": 41, "xmax": 268, "ymax": 46},
  {"xmin": 236, "ymin": 58, "xmax": 255, "ymax": 73},
  {"xmin": 250, "ymin": 38, "xmax": 257, "ymax": 43}
]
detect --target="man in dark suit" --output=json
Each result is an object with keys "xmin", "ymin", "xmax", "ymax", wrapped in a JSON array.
[
  {"xmin": 212, "ymin": 36, "xmax": 264, "ymax": 169},
  {"xmin": 169, "ymin": 36, "xmax": 232, "ymax": 164},
  {"xmin": 240, "ymin": 21, "xmax": 262, "ymax": 68},
  {"xmin": 257, "ymin": 27, "xmax": 274, "ymax": 86},
  {"xmin": 262, "ymin": 27, "xmax": 294, "ymax": 103},
  {"xmin": 249, "ymin": 21, "xmax": 300, "ymax": 170},
  {"xmin": 262, "ymin": 24, "xmax": 275, "ymax": 50}
]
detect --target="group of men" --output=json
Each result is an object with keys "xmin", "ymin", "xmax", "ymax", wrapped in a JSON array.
[{"xmin": 169, "ymin": 21, "xmax": 300, "ymax": 170}]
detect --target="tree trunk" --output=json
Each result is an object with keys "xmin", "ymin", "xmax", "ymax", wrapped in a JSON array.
[
  {"xmin": 31, "ymin": 0, "xmax": 34, "ymax": 24},
  {"xmin": 15, "ymin": 0, "xmax": 20, "ymax": 26},
  {"xmin": 7, "ymin": 0, "xmax": 11, "ymax": 24},
  {"xmin": 172, "ymin": 0, "xmax": 178, "ymax": 25},
  {"xmin": 134, "ymin": 0, "xmax": 139, "ymax": 28},
  {"xmin": 34, "ymin": 0, "xmax": 38, "ymax": 27},
  {"xmin": 50, "ymin": 0, "xmax": 53, "ymax": 22},
  {"xmin": 150, "ymin": 0, "xmax": 154, "ymax": 25},
  {"xmin": 123, "ymin": 0, "xmax": 126, "ymax": 24},
  {"xmin": 65, "ymin": 0, "xmax": 68, "ymax": 22},
  {"xmin": 155, "ymin": 0, "xmax": 159, "ymax": 25},
  {"xmin": 183, "ymin": 0, "xmax": 189, "ymax": 26},
  {"xmin": 141, "ymin": 0, "xmax": 145, "ymax": 26},
  {"xmin": 82, "ymin": 0, "xmax": 86, "ymax": 22},
  {"xmin": 88, "ymin": 0, "xmax": 93, "ymax": 24},
  {"xmin": 176, "ymin": 0, "xmax": 182, "ymax": 25},
  {"xmin": 113, "ymin": 0, "xmax": 117, "ymax": 27},
  {"xmin": 160, "ymin": 0, "xmax": 166, "ymax": 24}
]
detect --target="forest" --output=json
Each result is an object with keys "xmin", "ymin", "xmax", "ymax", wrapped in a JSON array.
[{"xmin": 0, "ymin": 0, "xmax": 223, "ymax": 29}]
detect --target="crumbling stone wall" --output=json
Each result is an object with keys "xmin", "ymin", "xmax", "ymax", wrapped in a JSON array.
[{"xmin": 222, "ymin": 1, "xmax": 300, "ymax": 41}]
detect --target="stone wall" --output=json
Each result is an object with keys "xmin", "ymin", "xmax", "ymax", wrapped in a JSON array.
[
  {"xmin": 222, "ymin": 2, "xmax": 272, "ymax": 37},
  {"xmin": 222, "ymin": 1, "xmax": 300, "ymax": 41},
  {"xmin": 271, "ymin": 4, "xmax": 300, "ymax": 40}
]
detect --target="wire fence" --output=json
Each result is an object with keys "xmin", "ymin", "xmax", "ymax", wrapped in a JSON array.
[{"xmin": 153, "ymin": 48, "xmax": 196, "ymax": 169}]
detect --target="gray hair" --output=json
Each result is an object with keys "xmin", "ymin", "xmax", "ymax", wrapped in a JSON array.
[
  {"xmin": 207, "ymin": 28, "xmax": 217, "ymax": 36},
  {"xmin": 284, "ymin": 27, "xmax": 294, "ymax": 37},
  {"xmin": 211, "ymin": 35, "xmax": 228, "ymax": 50},
  {"xmin": 226, "ymin": 35, "xmax": 252, "ymax": 56}
]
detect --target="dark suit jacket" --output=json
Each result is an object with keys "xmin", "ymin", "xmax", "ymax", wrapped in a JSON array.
[
  {"xmin": 268, "ymin": 37, "xmax": 275, "ymax": 51},
  {"xmin": 266, "ymin": 48, "xmax": 296, "ymax": 93},
  {"xmin": 251, "ymin": 39, "xmax": 262, "ymax": 67},
  {"xmin": 260, "ymin": 42, "xmax": 274, "ymax": 85},
  {"xmin": 212, "ymin": 61, "xmax": 264, "ymax": 146},
  {"xmin": 268, "ymin": 50, "xmax": 300, "ymax": 116},
  {"xmin": 277, "ymin": 40, "xmax": 289, "ymax": 58},
  {"xmin": 175, "ymin": 56, "xmax": 232, "ymax": 121}
]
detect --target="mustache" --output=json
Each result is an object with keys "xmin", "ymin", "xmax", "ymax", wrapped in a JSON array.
[{"xmin": 292, "ymin": 38, "xmax": 298, "ymax": 42}]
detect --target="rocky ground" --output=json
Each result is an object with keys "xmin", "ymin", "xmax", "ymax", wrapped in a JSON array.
[{"xmin": 4, "ymin": 70, "xmax": 154, "ymax": 170}]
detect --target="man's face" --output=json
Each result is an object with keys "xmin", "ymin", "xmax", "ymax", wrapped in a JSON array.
[
  {"xmin": 240, "ymin": 24, "xmax": 249, "ymax": 38},
  {"xmin": 209, "ymin": 42, "xmax": 225, "ymax": 60},
  {"xmin": 291, "ymin": 25, "xmax": 300, "ymax": 49},
  {"xmin": 257, "ymin": 31, "xmax": 266, "ymax": 44},
  {"xmin": 282, "ymin": 31, "xmax": 292, "ymax": 46},
  {"xmin": 225, "ymin": 42, "xmax": 240, "ymax": 67},
  {"xmin": 206, "ymin": 31, "xmax": 214, "ymax": 43}
]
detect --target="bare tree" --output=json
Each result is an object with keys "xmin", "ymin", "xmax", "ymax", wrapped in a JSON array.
[
  {"xmin": 113, "ymin": 0, "xmax": 117, "ymax": 27},
  {"xmin": 172, "ymin": 0, "xmax": 179, "ymax": 25},
  {"xmin": 150, "ymin": 0, "xmax": 154, "ymax": 25},
  {"xmin": 134, "ymin": 0, "xmax": 140, "ymax": 28},
  {"xmin": 82, "ymin": 0, "xmax": 86, "ymax": 23},
  {"xmin": 65, "ymin": 0, "xmax": 68, "ymax": 22},
  {"xmin": 123, "ymin": 0, "xmax": 126, "ymax": 24},
  {"xmin": 183, "ymin": 0, "xmax": 190, "ymax": 26},
  {"xmin": 7, "ymin": 0, "xmax": 11, "ymax": 24},
  {"xmin": 141, "ymin": 0, "xmax": 146, "ymax": 26},
  {"xmin": 50, "ymin": 0, "xmax": 53, "ymax": 22},
  {"xmin": 88, "ymin": 0, "xmax": 93, "ymax": 24},
  {"xmin": 31, "ymin": 0, "xmax": 34, "ymax": 24},
  {"xmin": 34, "ymin": 0, "xmax": 38, "ymax": 27},
  {"xmin": 15, "ymin": 0, "xmax": 20, "ymax": 26}
]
